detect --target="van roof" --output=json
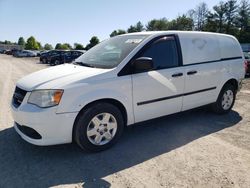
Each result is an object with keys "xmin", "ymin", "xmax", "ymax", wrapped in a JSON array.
[{"xmin": 122, "ymin": 31, "xmax": 235, "ymax": 39}]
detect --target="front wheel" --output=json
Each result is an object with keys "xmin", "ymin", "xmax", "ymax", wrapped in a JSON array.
[
  {"xmin": 42, "ymin": 58, "xmax": 47, "ymax": 64},
  {"xmin": 54, "ymin": 60, "xmax": 60, "ymax": 65},
  {"xmin": 73, "ymin": 103, "xmax": 124, "ymax": 152},
  {"xmin": 212, "ymin": 84, "xmax": 236, "ymax": 114}
]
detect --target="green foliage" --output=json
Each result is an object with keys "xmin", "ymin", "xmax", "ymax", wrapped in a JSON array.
[
  {"xmin": 37, "ymin": 42, "xmax": 43, "ymax": 50},
  {"xmin": 54, "ymin": 43, "xmax": 70, "ymax": 50},
  {"xmin": 44, "ymin": 43, "xmax": 53, "ymax": 50},
  {"xmin": 4, "ymin": 40, "xmax": 12, "ymax": 45},
  {"xmin": 25, "ymin": 36, "xmax": 39, "ymax": 50},
  {"xmin": 146, "ymin": 18, "xmax": 169, "ymax": 31},
  {"xmin": 127, "ymin": 21, "xmax": 144, "ymax": 33},
  {"xmin": 55, "ymin": 43, "xmax": 62, "ymax": 49},
  {"xmin": 17, "ymin": 37, "xmax": 25, "ymax": 46},
  {"xmin": 237, "ymin": 0, "xmax": 250, "ymax": 42},
  {"xmin": 85, "ymin": 36, "xmax": 100, "ymax": 50},
  {"xmin": 63, "ymin": 43, "xmax": 72, "ymax": 50},
  {"xmin": 110, "ymin": 29, "xmax": 126, "ymax": 37},
  {"xmin": 168, "ymin": 15, "xmax": 193, "ymax": 30},
  {"xmin": 74, "ymin": 43, "xmax": 84, "ymax": 50},
  {"xmin": 60, "ymin": 44, "xmax": 69, "ymax": 50}
]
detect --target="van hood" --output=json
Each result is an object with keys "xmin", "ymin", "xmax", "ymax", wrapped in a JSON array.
[{"xmin": 17, "ymin": 64, "xmax": 111, "ymax": 91}]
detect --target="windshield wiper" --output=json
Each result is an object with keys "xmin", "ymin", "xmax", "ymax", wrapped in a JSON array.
[{"xmin": 73, "ymin": 62, "xmax": 95, "ymax": 68}]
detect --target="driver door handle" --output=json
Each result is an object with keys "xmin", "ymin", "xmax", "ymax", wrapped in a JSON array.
[
  {"xmin": 187, "ymin": 70, "xmax": 197, "ymax": 75},
  {"xmin": 172, "ymin": 73, "xmax": 183, "ymax": 77}
]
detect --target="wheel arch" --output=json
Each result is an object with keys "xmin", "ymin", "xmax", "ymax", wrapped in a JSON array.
[
  {"xmin": 72, "ymin": 98, "xmax": 128, "ymax": 140},
  {"xmin": 222, "ymin": 78, "xmax": 238, "ymax": 91}
]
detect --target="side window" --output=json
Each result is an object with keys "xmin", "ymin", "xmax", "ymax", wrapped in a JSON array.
[{"xmin": 140, "ymin": 36, "xmax": 179, "ymax": 70}]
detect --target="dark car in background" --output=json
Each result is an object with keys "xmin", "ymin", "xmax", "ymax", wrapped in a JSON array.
[
  {"xmin": 5, "ymin": 49, "xmax": 19, "ymax": 55},
  {"xmin": 40, "ymin": 50, "xmax": 62, "ymax": 64},
  {"xmin": 244, "ymin": 52, "xmax": 250, "ymax": 75},
  {"xmin": 49, "ymin": 50, "xmax": 84, "ymax": 65},
  {"xmin": 0, "ymin": 49, "xmax": 6, "ymax": 54}
]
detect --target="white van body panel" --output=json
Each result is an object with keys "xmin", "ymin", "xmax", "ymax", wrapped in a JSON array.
[
  {"xmin": 132, "ymin": 67, "xmax": 186, "ymax": 122},
  {"xmin": 11, "ymin": 31, "xmax": 245, "ymax": 146},
  {"xmin": 56, "ymin": 75, "xmax": 135, "ymax": 125}
]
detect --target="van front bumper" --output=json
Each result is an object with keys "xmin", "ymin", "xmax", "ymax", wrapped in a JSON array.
[{"xmin": 11, "ymin": 102, "xmax": 78, "ymax": 146}]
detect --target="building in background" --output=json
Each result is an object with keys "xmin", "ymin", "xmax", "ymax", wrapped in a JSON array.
[{"xmin": 0, "ymin": 44, "xmax": 23, "ymax": 51}]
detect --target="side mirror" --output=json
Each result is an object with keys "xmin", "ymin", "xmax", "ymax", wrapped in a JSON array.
[{"xmin": 133, "ymin": 57, "xmax": 154, "ymax": 72}]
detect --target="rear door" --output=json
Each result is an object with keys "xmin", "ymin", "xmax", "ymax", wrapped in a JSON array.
[{"xmin": 131, "ymin": 35, "xmax": 186, "ymax": 123}]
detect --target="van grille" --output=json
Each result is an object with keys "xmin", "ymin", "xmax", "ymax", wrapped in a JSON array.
[{"xmin": 12, "ymin": 87, "xmax": 27, "ymax": 108}]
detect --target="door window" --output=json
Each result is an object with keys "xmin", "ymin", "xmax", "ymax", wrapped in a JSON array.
[{"xmin": 140, "ymin": 36, "xmax": 179, "ymax": 70}]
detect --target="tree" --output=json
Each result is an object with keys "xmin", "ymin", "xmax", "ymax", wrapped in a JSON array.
[
  {"xmin": 55, "ymin": 43, "xmax": 62, "ymax": 49},
  {"xmin": 25, "ymin": 36, "xmax": 39, "ymax": 50},
  {"xmin": 17, "ymin": 37, "xmax": 25, "ymax": 47},
  {"xmin": 55, "ymin": 43, "xmax": 70, "ymax": 50},
  {"xmin": 63, "ymin": 43, "xmax": 72, "ymax": 50},
  {"xmin": 4, "ymin": 40, "xmax": 12, "ymax": 44},
  {"xmin": 146, "ymin": 18, "xmax": 169, "ymax": 31},
  {"xmin": 44, "ymin": 43, "xmax": 53, "ymax": 50},
  {"xmin": 37, "ymin": 42, "xmax": 42, "ymax": 50},
  {"xmin": 225, "ymin": 0, "xmax": 238, "ymax": 34},
  {"xmin": 213, "ymin": 1, "xmax": 228, "ymax": 33},
  {"xmin": 186, "ymin": 9, "xmax": 196, "ymax": 30},
  {"xmin": 168, "ymin": 15, "xmax": 193, "ymax": 31},
  {"xmin": 127, "ymin": 21, "xmax": 144, "ymax": 33},
  {"xmin": 85, "ymin": 36, "xmax": 100, "ymax": 50},
  {"xmin": 60, "ymin": 44, "xmax": 70, "ymax": 50},
  {"xmin": 74, "ymin": 43, "xmax": 84, "ymax": 50},
  {"xmin": 110, "ymin": 29, "xmax": 126, "ymax": 37},
  {"xmin": 192, "ymin": 2, "xmax": 209, "ymax": 31},
  {"xmin": 204, "ymin": 11, "xmax": 218, "ymax": 32},
  {"xmin": 236, "ymin": 0, "xmax": 250, "ymax": 42}
]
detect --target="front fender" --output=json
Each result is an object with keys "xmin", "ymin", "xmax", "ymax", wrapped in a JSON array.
[{"xmin": 56, "ymin": 77, "xmax": 134, "ymax": 125}]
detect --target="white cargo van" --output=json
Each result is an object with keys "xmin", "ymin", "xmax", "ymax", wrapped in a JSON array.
[{"xmin": 11, "ymin": 31, "xmax": 245, "ymax": 151}]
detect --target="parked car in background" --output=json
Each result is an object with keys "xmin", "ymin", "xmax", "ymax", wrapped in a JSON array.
[
  {"xmin": 0, "ymin": 49, "xmax": 6, "ymax": 54},
  {"xmin": 49, "ymin": 50, "xmax": 84, "ymax": 65},
  {"xmin": 244, "ymin": 52, "xmax": 250, "ymax": 75},
  {"xmin": 5, "ymin": 49, "xmax": 20, "ymax": 55},
  {"xmin": 13, "ymin": 50, "xmax": 37, "ymax": 57},
  {"xmin": 39, "ymin": 50, "xmax": 61, "ymax": 64},
  {"xmin": 5, "ymin": 50, "xmax": 13, "ymax": 55}
]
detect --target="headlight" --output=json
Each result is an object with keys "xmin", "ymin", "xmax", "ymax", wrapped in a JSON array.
[{"xmin": 28, "ymin": 89, "xmax": 63, "ymax": 108}]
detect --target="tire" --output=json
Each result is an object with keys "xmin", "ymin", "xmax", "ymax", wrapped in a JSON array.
[
  {"xmin": 212, "ymin": 84, "xmax": 236, "ymax": 114},
  {"xmin": 42, "ymin": 58, "xmax": 47, "ymax": 64},
  {"xmin": 73, "ymin": 102, "xmax": 124, "ymax": 152},
  {"xmin": 54, "ymin": 60, "xmax": 60, "ymax": 65}
]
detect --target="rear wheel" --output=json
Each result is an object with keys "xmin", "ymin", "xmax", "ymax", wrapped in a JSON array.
[
  {"xmin": 212, "ymin": 84, "xmax": 236, "ymax": 114},
  {"xmin": 74, "ymin": 102, "xmax": 124, "ymax": 152}
]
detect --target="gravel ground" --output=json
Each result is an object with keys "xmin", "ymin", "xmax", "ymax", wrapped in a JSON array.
[{"xmin": 0, "ymin": 54, "xmax": 250, "ymax": 188}]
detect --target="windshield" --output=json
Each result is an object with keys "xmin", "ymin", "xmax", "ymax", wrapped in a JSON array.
[{"xmin": 75, "ymin": 35, "xmax": 148, "ymax": 69}]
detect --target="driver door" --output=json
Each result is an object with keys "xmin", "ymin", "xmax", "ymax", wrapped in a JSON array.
[{"xmin": 132, "ymin": 36, "xmax": 185, "ymax": 123}]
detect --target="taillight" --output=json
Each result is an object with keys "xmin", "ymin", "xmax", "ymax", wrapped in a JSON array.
[{"xmin": 244, "ymin": 60, "xmax": 248, "ymax": 73}]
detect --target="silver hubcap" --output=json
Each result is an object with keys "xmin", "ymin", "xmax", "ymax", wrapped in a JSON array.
[
  {"xmin": 87, "ymin": 113, "xmax": 117, "ymax": 145},
  {"xmin": 222, "ymin": 90, "xmax": 234, "ymax": 110}
]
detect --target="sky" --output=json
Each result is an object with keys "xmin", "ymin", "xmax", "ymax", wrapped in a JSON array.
[{"xmin": 0, "ymin": 0, "xmax": 221, "ymax": 47}]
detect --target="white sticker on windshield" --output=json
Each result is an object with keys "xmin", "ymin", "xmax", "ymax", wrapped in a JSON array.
[{"xmin": 125, "ymin": 39, "xmax": 143, "ymax": 44}]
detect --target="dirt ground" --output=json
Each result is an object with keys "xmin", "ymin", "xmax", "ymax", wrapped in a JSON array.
[{"xmin": 0, "ymin": 54, "xmax": 250, "ymax": 188}]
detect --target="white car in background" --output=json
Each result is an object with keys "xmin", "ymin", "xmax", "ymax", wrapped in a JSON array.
[
  {"xmin": 11, "ymin": 31, "xmax": 245, "ymax": 152},
  {"xmin": 13, "ymin": 50, "xmax": 37, "ymax": 57}
]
